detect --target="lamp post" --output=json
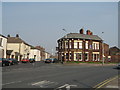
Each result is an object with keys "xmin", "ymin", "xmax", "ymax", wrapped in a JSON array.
[
  {"xmin": 102, "ymin": 32, "xmax": 104, "ymax": 65},
  {"xmin": 62, "ymin": 29, "xmax": 67, "ymax": 63},
  {"xmin": 102, "ymin": 40, "xmax": 104, "ymax": 65}
]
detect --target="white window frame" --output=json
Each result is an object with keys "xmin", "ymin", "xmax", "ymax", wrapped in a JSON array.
[
  {"xmin": 85, "ymin": 41, "xmax": 88, "ymax": 49},
  {"xmin": 69, "ymin": 41, "xmax": 72, "ymax": 49},
  {"xmin": 74, "ymin": 52, "xmax": 82, "ymax": 61},
  {"xmin": 85, "ymin": 52, "xmax": 89, "ymax": 61},
  {"xmin": 78, "ymin": 53, "xmax": 82, "ymax": 61},
  {"xmin": 92, "ymin": 42, "xmax": 99, "ymax": 50},
  {"xmin": 92, "ymin": 53, "xmax": 100, "ymax": 61},
  {"xmin": 74, "ymin": 42, "xmax": 78, "ymax": 49},
  {"xmin": 79, "ymin": 42, "xmax": 82, "ymax": 49},
  {"xmin": 65, "ymin": 41, "xmax": 68, "ymax": 49}
]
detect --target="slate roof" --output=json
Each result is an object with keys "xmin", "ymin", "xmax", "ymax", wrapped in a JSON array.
[
  {"xmin": 7, "ymin": 37, "xmax": 30, "ymax": 46},
  {"xmin": 59, "ymin": 33, "xmax": 102, "ymax": 41}
]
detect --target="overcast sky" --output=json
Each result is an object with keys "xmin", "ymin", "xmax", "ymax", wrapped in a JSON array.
[{"xmin": 2, "ymin": 2, "xmax": 118, "ymax": 54}]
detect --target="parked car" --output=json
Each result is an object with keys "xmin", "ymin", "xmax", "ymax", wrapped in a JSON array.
[
  {"xmin": 44, "ymin": 58, "xmax": 59, "ymax": 63},
  {"xmin": 52, "ymin": 58, "xmax": 59, "ymax": 63},
  {"xmin": 21, "ymin": 58, "xmax": 29, "ymax": 63},
  {"xmin": 116, "ymin": 63, "xmax": 120, "ymax": 69},
  {"xmin": 11, "ymin": 58, "xmax": 19, "ymax": 65},
  {"xmin": 0, "ymin": 58, "xmax": 9, "ymax": 66},
  {"xmin": 29, "ymin": 58, "xmax": 35, "ymax": 63},
  {"xmin": 6, "ymin": 58, "xmax": 14, "ymax": 66},
  {"xmin": 44, "ymin": 58, "xmax": 52, "ymax": 63},
  {"xmin": 0, "ymin": 58, "xmax": 2, "ymax": 66}
]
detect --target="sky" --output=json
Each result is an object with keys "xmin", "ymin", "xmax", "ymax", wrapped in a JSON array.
[{"xmin": 2, "ymin": 2, "xmax": 118, "ymax": 54}]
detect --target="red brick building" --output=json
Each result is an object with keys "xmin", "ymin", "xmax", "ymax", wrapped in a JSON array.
[
  {"xmin": 57, "ymin": 29, "xmax": 106, "ymax": 62},
  {"xmin": 109, "ymin": 46, "xmax": 120, "ymax": 63}
]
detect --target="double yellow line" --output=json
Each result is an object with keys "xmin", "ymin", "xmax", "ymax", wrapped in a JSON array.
[{"xmin": 93, "ymin": 75, "xmax": 119, "ymax": 89}]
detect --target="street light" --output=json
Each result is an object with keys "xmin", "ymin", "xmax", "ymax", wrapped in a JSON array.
[
  {"xmin": 102, "ymin": 32, "xmax": 104, "ymax": 65},
  {"xmin": 62, "ymin": 29, "xmax": 68, "ymax": 38},
  {"xmin": 62, "ymin": 29, "xmax": 68, "ymax": 63}
]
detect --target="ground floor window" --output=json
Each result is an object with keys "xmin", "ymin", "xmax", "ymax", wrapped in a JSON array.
[
  {"xmin": 85, "ymin": 53, "xmax": 89, "ymax": 61},
  {"xmin": 69, "ymin": 53, "xmax": 72, "ymax": 60},
  {"xmin": 66, "ymin": 53, "xmax": 69, "ymax": 59},
  {"xmin": 93, "ymin": 54, "xmax": 99, "ymax": 61},
  {"xmin": 74, "ymin": 52, "xmax": 82, "ymax": 61}
]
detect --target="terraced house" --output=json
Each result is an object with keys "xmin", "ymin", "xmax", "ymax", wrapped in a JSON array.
[
  {"xmin": 0, "ymin": 34, "xmax": 7, "ymax": 58},
  {"xmin": 7, "ymin": 34, "xmax": 31, "ymax": 61},
  {"xmin": 57, "ymin": 29, "xmax": 104, "ymax": 62}
]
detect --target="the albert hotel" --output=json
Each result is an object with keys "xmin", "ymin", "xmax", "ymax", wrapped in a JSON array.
[{"xmin": 57, "ymin": 29, "xmax": 103, "ymax": 62}]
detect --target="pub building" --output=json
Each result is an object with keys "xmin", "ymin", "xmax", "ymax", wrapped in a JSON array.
[{"xmin": 57, "ymin": 29, "xmax": 103, "ymax": 62}]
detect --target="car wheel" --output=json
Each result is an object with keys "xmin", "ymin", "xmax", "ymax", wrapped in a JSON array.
[
  {"xmin": 8, "ymin": 63, "xmax": 11, "ymax": 66},
  {"xmin": 2, "ymin": 64, "xmax": 5, "ymax": 67}
]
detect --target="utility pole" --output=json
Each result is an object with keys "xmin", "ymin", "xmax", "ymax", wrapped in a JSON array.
[
  {"xmin": 62, "ymin": 29, "xmax": 68, "ymax": 63},
  {"xmin": 62, "ymin": 29, "xmax": 67, "ymax": 38},
  {"xmin": 102, "ymin": 32, "xmax": 104, "ymax": 65}
]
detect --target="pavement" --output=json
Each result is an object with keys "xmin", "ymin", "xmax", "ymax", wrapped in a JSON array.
[
  {"xmin": 99, "ymin": 75, "xmax": 119, "ymax": 89},
  {"xmin": 93, "ymin": 72, "xmax": 120, "ymax": 90},
  {"xmin": 64, "ymin": 62, "xmax": 117, "ymax": 66}
]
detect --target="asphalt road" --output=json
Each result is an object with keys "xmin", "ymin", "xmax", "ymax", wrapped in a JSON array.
[{"xmin": 2, "ymin": 61, "xmax": 118, "ymax": 89}]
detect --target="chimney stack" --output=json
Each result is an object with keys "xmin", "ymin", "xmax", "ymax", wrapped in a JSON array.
[
  {"xmin": 80, "ymin": 28, "xmax": 84, "ymax": 34},
  {"xmin": 7, "ymin": 34, "xmax": 10, "ymax": 37},
  {"xmin": 16, "ymin": 34, "xmax": 19, "ymax": 37},
  {"xmin": 86, "ymin": 30, "xmax": 91, "ymax": 35},
  {"xmin": 90, "ymin": 32, "xmax": 93, "ymax": 35}
]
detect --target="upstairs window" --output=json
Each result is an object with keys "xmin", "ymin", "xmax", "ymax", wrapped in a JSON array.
[
  {"xmin": 92, "ymin": 42, "xmax": 99, "ymax": 50},
  {"xmin": 65, "ymin": 41, "xmax": 68, "ymax": 49},
  {"xmin": 74, "ymin": 42, "xmax": 78, "ymax": 49},
  {"xmin": 85, "ymin": 41, "xmax": 89, "ymax": 49},
  {"xmin": 79, "ymin": 42, "xmax": 82, "ymax": 49},
  {"xmin": 69, "ymin": 41, "xmax": 72, "ymax": 48}
]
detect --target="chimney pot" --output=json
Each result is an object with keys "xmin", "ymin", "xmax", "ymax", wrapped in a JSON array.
[
  {"xmin": 86, "ymin": 30, "xmax": 91, "ymax": 35},
  {"xmin": 7, "ymin": 34, "xmax": 10, "ymax": 37},
  {"xmin": 90, "ymin": 32, "xmax": 93, "ymax": 35},
  {"xmin": 16, "ymin": 34, "xmax": 19, "ymax": 37},
  {"xmin": 80, "ymin": 28, "xmax": 84, "ymax": 34}
]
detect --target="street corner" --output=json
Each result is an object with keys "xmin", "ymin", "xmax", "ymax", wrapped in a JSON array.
[{"xmin": 93, "ymin": 75, "xmax": 120, "ymax": 90}]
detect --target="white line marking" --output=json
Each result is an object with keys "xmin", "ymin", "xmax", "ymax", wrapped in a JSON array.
[
  {"xmin": 66, "ymin": 85, "xmax": 77, "ymax": 90},
  {"xmin": 58, "ymin": 84, "xmax": 69, "ymax": 88},
  {"xmin": 32, "ymin": 80, "xmax": 48, "ymax": 86},
  {"xmin": 32, "ymin": 80, "xmax": 56, "ymax": 87},
  {"xmin": 2, "ymin": 81, "xmax": 22, "ymax": 85},
  {"xmin": 58, "ymin": 84, "xmax": 77, "ymax": 90},
  {"xmin": 106, "ymin": 85, "xmax": 119, "ymax": 88}
]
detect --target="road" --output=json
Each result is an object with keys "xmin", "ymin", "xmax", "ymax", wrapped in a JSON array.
[{"xmin": 2, "ymin": 61, "xmax": 118, "ymax": 89}]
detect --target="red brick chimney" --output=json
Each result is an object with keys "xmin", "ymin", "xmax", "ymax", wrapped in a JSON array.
[
  {"xmin": 86, "ymin": 30, "xmax": 91, "ymax": 35},
  {"xmin": 79, "ymin": 28, "xmax": 84, "ymax": 34},
  {"xmin": 90, "ymin": 32, "xmax": 93, "ymax": 35}
]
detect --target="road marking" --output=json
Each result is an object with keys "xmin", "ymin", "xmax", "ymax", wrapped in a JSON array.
[
  {"xmin": 2, "ymin": 81, "xmax": 22, "ymax": 86},
  {"xmin": 93, "ymin": 79, "xmax": 110, "ymax": 88},
  {"xmin": 106, "ymin": 85, "xmax": 119, "ymax": 88},
  {"xmin": 66, "ymin": 85, "xmax": 77, "ymax": 90},
  {"xmin": 58, "ymin": 84, "xmax": 69, "ymax": 88},
  {"xmin": 94, "ymin": 75, "xmax": 119, "ymax": 89},
  {"xmin": 56, "ymin": 84, "xmax": 77, "ymax": 90},
  {"xmin": 32, "ymin": 80, "xmax": 57, "ymax": 87}
]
